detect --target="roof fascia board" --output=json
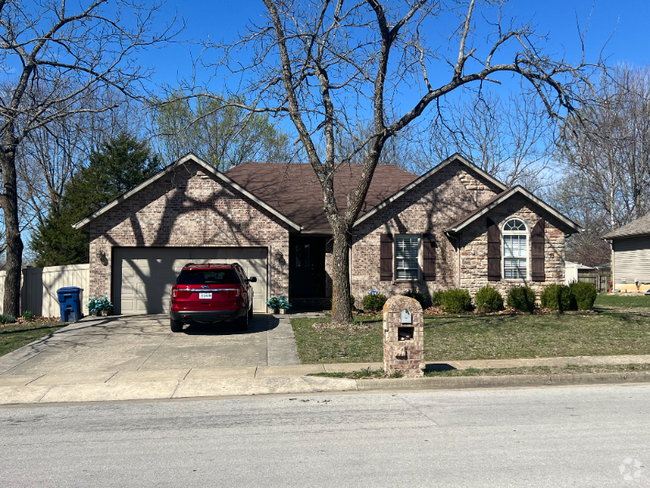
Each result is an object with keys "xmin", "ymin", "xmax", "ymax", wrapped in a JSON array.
[
  {"xmin": 352, "ymin": 153, "xmax": 508, "ymax": 228},
  {"xmin": 72, "ymin": 154, "xmax": 302, "ymax": 232},
  {"xmin": 445, "ymin": 186, "xmax": 582, "ymax": 234},
  {"xmin": 603, "ymin": 231, "xmax": 650, "ymax": 240}
]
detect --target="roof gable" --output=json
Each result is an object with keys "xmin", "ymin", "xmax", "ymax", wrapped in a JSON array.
[
  {"xmin": 72, "ymin": 154, "xmax": 302, "ymax": 232},
  {"xmin": 444, "ymin": 185, "xmax": 582, "ymax": 234},
  {"xmin": 353, "ymin": 153, "xmax": 507, "ymax": 228}
]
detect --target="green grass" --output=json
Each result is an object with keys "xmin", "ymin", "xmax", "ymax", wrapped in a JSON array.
[
  {"xmin": 308, "ymin": 363, "xmax": 650, "ymax": 379},
  {"xmin": 422, "ymin": 310, "xmax": 650, "ymax": 360},
  {"xmin": 594, "ymin": 293, "xmax": 650, "ymax": 308},
  {"xmin": 291, "ymin": 316, "xmax": 383, "ymax": 363},
  {"xmin": 0, "ymin": 321, "xmax": 66, "ymax": 357},
  {"xmin": 291, "ymin": 302, "xmax": 650, "ymax": 364}
]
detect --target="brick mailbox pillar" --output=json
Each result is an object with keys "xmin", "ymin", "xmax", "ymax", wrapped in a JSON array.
[{"xmin": 383, "ymin": 296, "xmax": 424, "ymax": 378}]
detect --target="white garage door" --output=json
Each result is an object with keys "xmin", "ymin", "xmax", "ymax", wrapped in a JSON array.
[{"xmin": 112, "ymin": 247, "xmax": 268, "ymax": 315}]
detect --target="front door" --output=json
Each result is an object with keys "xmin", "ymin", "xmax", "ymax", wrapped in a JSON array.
[{"xmin": 289, "ymin": 236, "xmax": 326, "ymax": 297}]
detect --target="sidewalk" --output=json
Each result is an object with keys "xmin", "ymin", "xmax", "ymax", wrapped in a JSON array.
[{"xmin": 1, "ymin": 354, "xmax": 650, "ymax": 405}]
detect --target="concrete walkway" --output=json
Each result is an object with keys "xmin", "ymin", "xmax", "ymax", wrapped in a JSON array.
[{"xmin": 1, "ymin": 314, "xmax": 650, "ymax": 405}]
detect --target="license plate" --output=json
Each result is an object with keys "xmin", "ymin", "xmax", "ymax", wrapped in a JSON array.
[{"xmin": 198, "ymin": 292, "xmax": 212, "ymax": 300}]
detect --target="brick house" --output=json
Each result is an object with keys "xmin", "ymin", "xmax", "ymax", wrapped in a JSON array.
[{"xmin": 73, "ymin": 153, "xmax": 580, "ymax": 314}]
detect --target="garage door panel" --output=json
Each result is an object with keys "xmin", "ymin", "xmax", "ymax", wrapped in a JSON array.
[
  {"xmin": 114, "ymin": 247, "xmax": 268, "ymax": 315},
  {"xmin": 223, "ymin": 249, "xmax": 267, "ymax": 313}
]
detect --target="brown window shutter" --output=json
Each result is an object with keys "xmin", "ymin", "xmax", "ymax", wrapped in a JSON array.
[
  {"xmin": 380, "ymin": 233, "xmax": 393, "ymax": 281},
  {"xmin": 422, "ymin": 234, "xmax": 436, "ymax": 281},
  {"xmin": 487, "ymin": 218, "xmax": 501, "ymax": 281},
  {"xmin": 531, "ymin": 219, "xmax": 545, "ymax": 282}
]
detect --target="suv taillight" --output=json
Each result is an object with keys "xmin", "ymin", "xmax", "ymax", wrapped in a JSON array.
[
  {"xmin": 172, "ymin": 288, "xmax": 192, "ymax": 299},
  {"xmin": 219, "ymin": 288, "xmax": 240, "ymax": 297}
]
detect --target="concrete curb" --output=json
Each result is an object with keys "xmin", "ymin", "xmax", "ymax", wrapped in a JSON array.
[
  {"xmin": 356, "ymin": 371, "xmax": 650, "ymax": 391},
  {"xmin": 3, "ymin": 371, "xmax": 650, "ymax": 406}
]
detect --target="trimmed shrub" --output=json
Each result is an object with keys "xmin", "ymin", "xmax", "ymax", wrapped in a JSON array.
[
  {"xmin": 475, "ymin": 286, "xmax": 504, "ymax": 313},
  {"xmin": 507, "ymin": 286, "xmax": 536, "ymax": 313},
  {"xmin": 0, "ymin": 314, "xmax": 16, "ymax": 324},
  {"xmin": 431, "ymin": 290, "xmax": 444, "ymax": 307},
  {"xmin": 401, "ymin": 290, "xmax": 430, "ymax": 309},
  {"xmin": 22, "ymin": 310, "xmax": 34, "ymax": 321},
  {"xmin": 440, "ymin": 289, "xmax": 473, "ymax": 313},
  {"xmin": 569, "ymin": 282, "xmax": 598, "ymax": 310},
  {"xmin": 540, "ymin": 284, "xmax": 573, "ymax": 312},
  {"xmin": 363, "ymin": 292, "xmax": 387, "ymax": 312}
]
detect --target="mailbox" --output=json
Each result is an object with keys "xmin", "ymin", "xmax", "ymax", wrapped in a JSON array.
[{"xmin": 383, "ymin": 296, "xmax": 424, "ymax": 377}]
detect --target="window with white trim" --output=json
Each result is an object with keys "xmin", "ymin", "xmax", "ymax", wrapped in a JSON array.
[
  {"xmin": 503, "ymin": 219, "xmax": 527, "ymax": 279},
  {"xmin": 395, "ymin": 235, "xmax": 420, "ymax": 280}
]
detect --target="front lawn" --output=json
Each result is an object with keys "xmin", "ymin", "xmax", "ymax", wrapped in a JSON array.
[
  {"xmin": 292, "ymin": 317, "xmax": 383, "ymax": 364},
  {"xmin": 594, "ymin": 293, "xmax": 650, "ymax": 308},
  {"xmin": 0, "ymin": 321, "xmax": 66, "ymax": 357},
  {"xmin": 291, "ymin": 295, "xmax": 650, "ymax": 364}
]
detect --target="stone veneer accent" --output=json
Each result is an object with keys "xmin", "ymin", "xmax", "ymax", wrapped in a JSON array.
[
  {"xmin": 457, "ymin": 195, "xmax": 565, "ymax": 297},
  {"xmin": 350, "ymin": 161, "xmax": 567, "ymax": 305},
  {"xmin": 383, "ymin": 295, "xmax": 424, "ymax": 378},
  {"xmin": 87, "ymin": 160, "xmax": 291, "ymax": 302},
  {"xmin": 350, "ymin": 160, "xmax": 502, "ymax": 305}
]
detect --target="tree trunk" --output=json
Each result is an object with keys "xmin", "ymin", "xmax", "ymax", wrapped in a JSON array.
[
  {"xmin": 330, "ymin": 223, "xmax": 353, "ymax": 326},
  {"xmin": 0, "ymin": 147, "xmax": 23, "ymax": 317}
]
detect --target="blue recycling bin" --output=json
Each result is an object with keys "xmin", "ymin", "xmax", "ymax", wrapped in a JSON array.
[{"xmin": 56, "ymin": 287, "xmax": 82, "ymax": 322}]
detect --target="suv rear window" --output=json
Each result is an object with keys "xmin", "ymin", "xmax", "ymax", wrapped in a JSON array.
[{"xmin": 176, "ymin": 269, "xmax": 240, "ymax": 285}]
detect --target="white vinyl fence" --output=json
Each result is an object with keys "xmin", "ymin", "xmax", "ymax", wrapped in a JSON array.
[{"xmin": 0, "ymin": 264, "xmax": 90, "ymax": 318}]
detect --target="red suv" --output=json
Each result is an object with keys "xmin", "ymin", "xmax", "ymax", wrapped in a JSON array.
[{"xmin": 169, "ymin": 263, "xmax": 256, "ymax": 332}]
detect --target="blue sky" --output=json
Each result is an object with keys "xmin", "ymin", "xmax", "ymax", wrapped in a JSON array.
[{"xmin": 144, "ymin": 0, "xmax": 650, "ymax": 92}]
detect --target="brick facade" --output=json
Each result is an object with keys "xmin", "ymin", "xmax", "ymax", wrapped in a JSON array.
[
  {"xmin": 87, "ymin": 160, "xmax": 291, "ymax": 302},
  {"xmin": 350, "ymin": 161, "xmax": 566, "ymax": 305},
  {"xmin": 350, "ymin": 160, "xmax": 502, "ymax": 305},
  {"xmin": 457, "ymin": 195, "xmax": 566, "ymax": 297},
  {"xmin": 83, "ymin": 156, "xmax": 573, "ymax": 312}
]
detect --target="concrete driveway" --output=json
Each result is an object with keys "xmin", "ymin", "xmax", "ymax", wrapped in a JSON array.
[{"xmin": 0, "ymin": 313, "xmax": 300, "ymax": 378}]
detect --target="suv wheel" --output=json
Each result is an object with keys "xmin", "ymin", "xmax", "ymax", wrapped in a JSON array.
[
  {"xmin": 170, "ymin": 318, "xmax": 183, "ymax": 332},
  {"xmin": 237, "ymin": 314, "xmax": 248, "ymax": 331}
]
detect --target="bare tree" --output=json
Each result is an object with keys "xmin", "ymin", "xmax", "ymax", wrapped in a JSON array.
[
  {"xmin": 18, "ymin": 90, "xmax": 146, "ymax": 228},
  {"xmin": 0, "ymin": 0, "xmax": 177, "ymax": 316},
  {"xmin": 334, "ymin": 119, "xmax": 428, "ymax": 171},
  {"xmin": 557, "ymin": 65, "xmax": 650, "ymax": 231},
  {"xmin": 546, "ymin": 174, "xmax": 611, "ymax": 266},
  {"xmin": 212, "ymin": 0, "xmax": 596, "ymax": 325},
  {"xmin": 426, "ymin": 90, "xmax": 556, "ymax": 192}
]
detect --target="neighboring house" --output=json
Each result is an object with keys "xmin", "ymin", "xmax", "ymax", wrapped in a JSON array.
[
  {"xmin": 72, "ymin": 153, "xmax": 580, "ymax": 314},
  {"xmin": 602, "ymin": 213, "xmax": 650, "ymax": 294}
]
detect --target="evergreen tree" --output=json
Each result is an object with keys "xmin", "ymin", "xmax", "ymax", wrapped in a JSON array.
[{"xmin": 32, "ymin": 133, "xmax": 161, "ymax": 266}]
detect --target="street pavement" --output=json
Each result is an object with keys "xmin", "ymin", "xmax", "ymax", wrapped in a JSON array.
[
  {"xmin": 2, "ymin": 386, "xmax": 650, "ymax": 487},
  {"xmin": 1, "ymin": 313, "xmax": 650, "ymax": 405}
]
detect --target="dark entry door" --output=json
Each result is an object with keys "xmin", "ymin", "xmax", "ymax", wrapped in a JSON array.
[{"xmin": 289, "ymin": 236, "xmax": 326, "ymax": 297}]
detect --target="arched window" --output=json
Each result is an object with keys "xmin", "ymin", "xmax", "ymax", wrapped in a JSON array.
[{"xmin": 503, "ymin": 219, "xmax": 527, "ymax": 279}]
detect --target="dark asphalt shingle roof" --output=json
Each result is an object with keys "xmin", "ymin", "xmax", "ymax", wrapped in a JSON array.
[
  {"xmin": 603, "ymin": 213, "xmax": 650, "ymax": 239},
  {"xmin": 225, "ymin": 163, "xmax": 417, "ymax": 233}
]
